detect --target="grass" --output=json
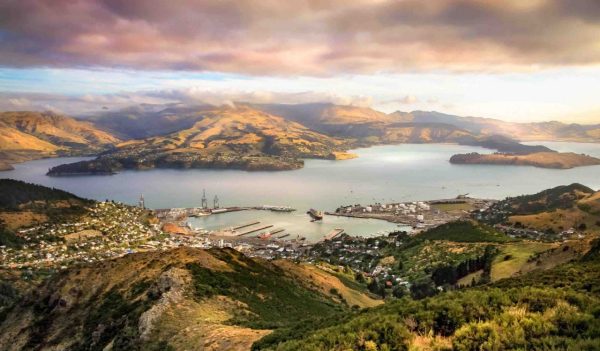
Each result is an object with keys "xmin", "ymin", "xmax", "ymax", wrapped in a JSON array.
[
  {"xmin": 430, "ymin": 202, "xmax": 474, "ymax": 212},
  {"xmin": 188, "ymin": 249, "xmax": 344, "ymax": 330},
  {"xmin": 417, "ymin": 220, "xmax": 512, "ymax": 243},
  {"xmin": 490, "ymin": 242, "xmax": 556, "ymax": 282},
  {"xmin": 260, "ymin": 250, "xmax": 600, "ymax": 350},
  {"xmin": 456, "ymin": 269, "xmax": 483, "ymax": 286}
]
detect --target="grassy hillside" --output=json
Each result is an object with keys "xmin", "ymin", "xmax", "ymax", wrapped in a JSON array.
[
  {"xmin": 260, "ymin": 244, "xmax": 600, "ymax": 350},
  {"xmin": 450, "ymin": 151, "xmax": 600, "ymax": 169},
  {"xmin": 0, "ymin": 111, "xmax": 119, "ymax": 166},
  {"xmin": 416, "ymin": 221, "xmax": 511, "ymax": 243},
  {"xmin": 0, "ymin": 179, "xmax": 89, "ymax": 209},
  {"xmin": 256, "ymin": 103, "xmax": 476, "ymax": 144},
  {"xmin": 48, "ymin": 106, "xmax": 353, "ymax": 174},
  {"xmin": 392, "ymin": 110, "xmax": 600, "ymax": 142},
  {"xmin": 0, "ymin": 247, "xmax": 375, "ymax": 351},
  {"xmin": 483, "ymin": 183, "xmax": 600, "ymax": 234}
]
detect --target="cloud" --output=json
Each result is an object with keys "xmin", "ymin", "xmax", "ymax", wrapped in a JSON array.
[
  {"xmin": 0, "ymin": 89, "xmax": 374, "ymax": 116},
  {"xmin": 1, "ymin": 0, "xmax": 599, "ymax": 75}
]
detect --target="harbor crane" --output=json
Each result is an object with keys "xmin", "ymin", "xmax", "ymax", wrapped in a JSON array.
[{"xmin": 201, "ymin": 189, "xmax": 208, "ymax": 209}]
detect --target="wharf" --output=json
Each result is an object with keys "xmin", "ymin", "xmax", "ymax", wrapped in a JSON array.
[
  {"xmin": 237, "ymin": 224, "xmax": 274, "ymax": 236},
  {"xmin": 320, "ymin": 228, "xmax": 344, "ymax": 242}
]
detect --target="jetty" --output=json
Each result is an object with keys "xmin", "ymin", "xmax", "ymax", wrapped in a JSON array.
[
  {"xmin": 320, "ymin": 228, "xmax": 344, "ymax": 242},
  {"xmin": 232, "ymin": 221, "xmax": 261, "ymax": 230},
  {"xmin": 237, "ymin": 224, "xmax": 274, "ymax": 236}
]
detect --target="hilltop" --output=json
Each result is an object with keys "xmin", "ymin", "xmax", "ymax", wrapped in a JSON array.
[
  {"xmin": 481, "ymin": 183, "xmax": 600, "ymax": 235},
  {"xmin": 256, "ymin": 103, "xmax": 477, "ymax": 144},
  {"xmin": 0, "ymin": 247, "xmax": 377, "ymax": 351},
  {"xmin": 0, "ymin": 111, "xmax": 119, "ymax": 168},
  {"xmin": 47, "ymin": 106, "xmax": 353, "ymax": 174}
]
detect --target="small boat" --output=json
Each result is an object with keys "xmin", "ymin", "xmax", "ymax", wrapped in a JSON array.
[
  {"xmin": 307, "ymin": 208, "xmax": 324, "ymax": 221},
  {"xmin": 258, "ymin": 232, "xmax": 272, "ymax": 240}
]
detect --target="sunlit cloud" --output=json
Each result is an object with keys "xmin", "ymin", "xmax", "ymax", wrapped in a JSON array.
[{"xmin": 1, "ymin": 0, "xmax": 600, "ymax": 75}]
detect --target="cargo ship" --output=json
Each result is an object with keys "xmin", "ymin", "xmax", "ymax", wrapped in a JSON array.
[{"xmin": 307, "ymin": 208, "xmax": 324, "ymax": 221}]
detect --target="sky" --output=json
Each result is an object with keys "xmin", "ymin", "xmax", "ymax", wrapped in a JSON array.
[{"xmin": 1, "ymin": 0, "xmax": 600, "ymax": 123}]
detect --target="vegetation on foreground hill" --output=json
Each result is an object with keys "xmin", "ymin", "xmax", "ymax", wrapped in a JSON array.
[
  {"xmin": 0, "ymin": 179, "xmax": 92, "ymax": 248},
  {"xmin": 0, "ymin": 247, "xmax": 377, "ymax": 351},
  {"xmin": 260, "ymin": 242, "xmax": 600, "ymax": 350},
  {"xmin": 479, "ymin": 183, "xmax": 600, "ymax": 236}
]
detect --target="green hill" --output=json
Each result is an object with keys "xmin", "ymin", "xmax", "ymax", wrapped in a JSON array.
[
  {"xmin": 0, "ymin": 247, "xmax": 376, "ymax": 351},
  {"xmin": 416, "ymin": 220, "xmax": 511, "ymax": 243},
  {"xmin": 503, "ymin": 183, "xmax": 594, "ymax": 215},
  {"xmin": 0, "ymin": 179, "xmax": 89, "ymax": 209},
  {"xmin": 261, "ymin": 245, "xmax": 600, "ymax": 351}
]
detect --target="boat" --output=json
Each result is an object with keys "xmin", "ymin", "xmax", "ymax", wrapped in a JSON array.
[
  {"xmin": 258, "ymin": 232, "xmax": 272, "ymax": 239},
  {"xmin": 260, "ymin": 205, "xmax": 296, "ymax": 212},
  {"xmin": 307, "ymin": 208, "xmax": 324, "ymax": 221}
]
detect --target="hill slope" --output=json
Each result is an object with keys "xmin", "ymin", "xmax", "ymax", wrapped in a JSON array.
[
  {"xmin": 47, "ymin": 106, "xmax": 353, "ymax": 174},
  {"xmin": 392, "ymin": 110, "xmax": 600, "ymax": 142},
  {"xmin": 0, "ymin": 111, "xmax": 120, "ymax": 167},
  {"xmin": 257, "ymin": 103, "xmax": 477, "ymax": 144},
  {"xmin": 0, "ymin": 247, "xmax": 376, "ymax": 351},
  {"xmin": 261, "ymin": 244, "xmax": 600, "ymax": 350},
  {"xmin": 450, "ymin": 151, "xmax": 600, "ymax": 169}
]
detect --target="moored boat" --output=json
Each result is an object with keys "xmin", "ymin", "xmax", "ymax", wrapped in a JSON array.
[{"xmin": 307, "ymin": 208, "xmax": 324, "ymax": 221}]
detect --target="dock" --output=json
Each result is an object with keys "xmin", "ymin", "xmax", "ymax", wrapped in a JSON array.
[
  {"xmin": 320, "ymin": 228, "xmax": 344, "ymax": 242},
  {"xmin": 237, "ymin": 224, "xmax": 274, "ymax": 236},
  {"xmin": 267, "ymin": 228, "xmax": 285, "ymax": 236},
  {"xmin": 233, "ymin": 221, "xmax": 261, "ymax": 230}
]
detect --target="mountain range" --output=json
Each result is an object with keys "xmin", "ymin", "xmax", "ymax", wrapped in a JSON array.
[{"xmin": 2, "ymin": 103, "xmax": 600, "ymax": 173}]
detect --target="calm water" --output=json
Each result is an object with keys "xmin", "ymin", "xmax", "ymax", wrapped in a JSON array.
[{"xmin": 3, "ymin": 142, "xmax": 600, "ymax": 240}]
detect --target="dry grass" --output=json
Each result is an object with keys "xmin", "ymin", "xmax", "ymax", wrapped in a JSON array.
[
  {"xmin": 430, "ymin": 202, "xmax": 474, "ymax": 212},
  {"xmin": 509, "ymin": 208, "xmax": 599, "ymax": 234},
  {"xmin": 0, "ymin": 211, "xmax": 48, "ymax": 230},
  {"xmin": 274, "ymin": 260, "xmax": 383, "ymax": 308},
  {"xmin": 491, "ymin": 242, "xmax": 556, "ymax": 281}
]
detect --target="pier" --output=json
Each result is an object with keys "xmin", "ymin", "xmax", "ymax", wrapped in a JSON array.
[
  {"xmin": 267, "ymin": 228, "xmax": 285, "ymax": 236},
  {"xmin": 320, "ymin": 228, "xmax": 344, "ymax": 242},
  {"xmin": 237, "ymin": 224, "xmax": 274, "ymax": 236},
  {"xmin": 232, "ymin": 221, "xmax": 261, "ymax": 230}
]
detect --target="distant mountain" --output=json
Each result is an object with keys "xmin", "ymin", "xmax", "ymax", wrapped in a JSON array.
[
  {"xmin": 48, "ymin": 105, "xmax": 353, "ymax": 174},
  {"xmin": 256, "ymin": 103, "xmax": 477, "ymax": 144},
  {"xmin": 459, "ymin": 134, "xmax": 552, "ymax": 154},
  {"xmin": 0, "ymin": 111, "xmax": 120, "ymax": 166},
  {"xmin": 87, "ymin": 103, "xmax": 215, "ymax": 139},
  {"xmin": 391, "ymin": 110, "xmax": 600, "ymax": 142}
]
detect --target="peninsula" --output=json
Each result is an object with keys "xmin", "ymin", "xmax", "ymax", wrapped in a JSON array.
[{"xmin": 449, "ymin": 151, "xmax": 600, "ymax": 169}]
